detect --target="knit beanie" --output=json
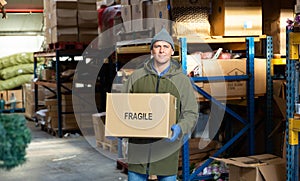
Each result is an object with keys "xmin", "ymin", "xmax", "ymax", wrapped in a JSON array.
[{"xmin": 150, "ymin": 28, "xmax": 175, "ymax": 50}]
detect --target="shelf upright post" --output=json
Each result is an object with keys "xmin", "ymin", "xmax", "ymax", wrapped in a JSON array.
[
  {"xmin": 265, "ymin": 36, "xmax": 274, "ymax": 153},
  {"xmin": 246, "ymin": 37, "xmax": 255, "ymax": 155},
  {"xmin": 286, "ymin": 28, "xmax": 299, "ymax": 181},
  {"xmin": 56, "ymin": 49, "xmax": 63, "ymax": 138},
  {"xmin": 179, "ymin": 37, "xmax": 190, "ymax": 181}
]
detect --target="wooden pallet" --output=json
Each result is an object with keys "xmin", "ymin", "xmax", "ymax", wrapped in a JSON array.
[{"xmin": 96, "ymin": 140, "xmax": 118, "ymax": 153}]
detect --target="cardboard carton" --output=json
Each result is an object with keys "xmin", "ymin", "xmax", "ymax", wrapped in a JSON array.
[
  {"xmin": 213, "ymin": 154, "xmax": 286, "ymax": 181},
  {"xmin": 210, "ymin": 0, "xmax": 262, "ymax": 36},
  {"xmin": 51, "ymin": 9, "xmax": 78, "ymax": 27},
  {"xmin": 186, "ymin": 55, "xmax": 266, "ymax": 99},
  {"xmin": 105, "ymin": 93, "xmax": 177, "ymax": 138},
  {"xmin": 77, "ymin": 10, "xmax": 98, "ymax": 28}
]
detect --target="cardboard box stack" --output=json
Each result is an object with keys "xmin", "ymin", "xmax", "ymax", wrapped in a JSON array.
[
  {"xmin": 120, "ymin": 0, "xmax": 170, "ymax": 38},
  {"xmin": 77, "ymin": 0, "xmax": 99, "ymax": 43},
  {"xmin": 43, "ymin": 0, "xmax": 99, "ymax": 46},
  {"xmin": 45, "ymin": 94, "xmax": 79, "ymax": 131},
  {"xmin": 23, "ymin": 83, "xmax": 53, "ymax": 119}
]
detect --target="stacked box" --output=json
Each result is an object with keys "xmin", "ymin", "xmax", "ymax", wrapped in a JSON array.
[
  {"xmin": 77, "ymin": 0, "xmax": 98, "ymax": 43},
  {"xmin": 119, "ymin": 0, "xmax": 169, "ymax": 39},
  {"xmin": 51, "ymin": 0, "xmax": 79, "ymax": 43},
  {"xmin": 44, "ymin": 0, "xmax": 100, "ymax": 45},
  {"xmin": 121, "ymin": 5, "xmax": 132, "ymax": 32},
  {"xmin": 43, "ymin": 0, "xmax": 52, "ymax": 44},
  {"xmin": 45, "ymin": 96, "xmax": 79, "ymax": 130},
  {"xmin": 23, "ymin": 83, "xmax": 57, "ymax": 118}
]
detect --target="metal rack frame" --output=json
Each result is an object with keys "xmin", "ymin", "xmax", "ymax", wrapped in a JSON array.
[
  {"xmin": 285, "ymin": 28, "xmax": 299, "ymax": 181},
  {"xmin": 179, "ymin": 36, "xmax": 273, "ymax": 180},
  {"xmin": 33, "ymin": 49, "xmax": 82, "ymax": 138}
]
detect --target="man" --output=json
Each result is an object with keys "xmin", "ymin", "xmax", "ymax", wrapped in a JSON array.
[{"xmin": 122, "ymin": 28, "xmax": 199, "ymax": 181}]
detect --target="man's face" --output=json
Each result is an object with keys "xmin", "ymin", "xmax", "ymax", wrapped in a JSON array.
[{"xmin": 151, "ymin": 41, "xmax": 174, "ymax": 65}]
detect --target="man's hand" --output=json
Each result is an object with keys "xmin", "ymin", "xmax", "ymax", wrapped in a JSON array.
[{"xmin": 167, "ymin": 124, "xmax": 181, "ymax": 142}]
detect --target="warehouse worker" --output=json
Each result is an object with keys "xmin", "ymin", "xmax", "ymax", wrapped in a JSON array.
[{"xmin": 122, "ymin": 28, "xmax": 199, "ymax": 181}]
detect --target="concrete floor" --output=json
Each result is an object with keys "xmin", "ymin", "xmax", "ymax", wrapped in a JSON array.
[{"xmin": 0, "ymin": 119, "xmax": 128, "ymax": 181}]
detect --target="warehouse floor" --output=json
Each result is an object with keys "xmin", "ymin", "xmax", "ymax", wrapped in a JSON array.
[{"xmin": 0, "ymin": 119, "xmax": 128, "ymax": 181}]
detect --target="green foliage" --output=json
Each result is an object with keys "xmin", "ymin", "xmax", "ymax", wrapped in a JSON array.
[{"xmin": 0, "ymin": 114, "xmax": 31, "ymax": 170}]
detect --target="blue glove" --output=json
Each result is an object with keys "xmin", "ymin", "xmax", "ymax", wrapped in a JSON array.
[{"xmin": 167, "ymin": 124, "xmax": 181, "ymax": 142}]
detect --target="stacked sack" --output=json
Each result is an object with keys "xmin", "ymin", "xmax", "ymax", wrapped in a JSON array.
[{"xmin": 0, "ymin": 52, "xmax": 39, "ymax": 91}]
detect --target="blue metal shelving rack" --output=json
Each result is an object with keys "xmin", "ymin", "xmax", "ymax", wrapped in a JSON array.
[
  {"xmin": 285, "ymin": 28, "xmax": 299, "ymax": 181},
  {"xmin": 179, "ymin": 36, "xmax": 273, "ymax": 180}
]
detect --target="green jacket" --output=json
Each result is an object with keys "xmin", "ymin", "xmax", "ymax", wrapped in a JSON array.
[{"xmin": 122, "ymin": 57, "xmax": 199, "ymax": 176}]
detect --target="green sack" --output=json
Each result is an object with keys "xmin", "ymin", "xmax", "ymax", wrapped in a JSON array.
[
  {"xmin": 0, "ymin": 63, "xmax": 35, "ymax": 80},
  {"xmin": 0, "ymin": 52, "xmax": 34, "ymax": 69},
  {"xmin": 0, "ymin": 74, "xmax": 33, "ymax": 91}
]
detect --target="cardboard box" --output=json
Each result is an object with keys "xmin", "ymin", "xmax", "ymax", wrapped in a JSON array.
[
  {"xmin": 51, "ymin": 0, "xmax": 78, "ymax": 9},
  {"xmin": 77, "ymin": 1, "xmax": 97, "ymax": 10},
  {"xmin": 121, "ymin": 0, "xmax": 130, "ymax": 5},
  {"xmin": 210, "ymin": 0, "xmax": 262, "ymax": 36},
  {"xmin": 187, "ymin": 55, "xmax": 266, "ymax": 99},
  {"xmin": 121, "ymin": 5, "xmax": 132, "ymax": 32},
  {"xmin": 92, "ymin": 112, "xmax": 106, "ymax": 142},
  {"xmin": 105, "ymin": 93, "xmax": 177, "ymax": 138},
  {"xmin": 51, "ymin": 9, "xmax": 78, "ymax": 27},
  {"xmin": 131, "ymin": 3, "xmax": 143, "ymax": 31},
  {"xmin": 213, "ymin": 154, "xmax": 286, "ymax": 181},
  {"xmin": 153, "ymin": 0, "xmax": 170, "ymax": 33},
  {"xmin": 51, "ymin": 26, "xmax": 78, "ymax": 43},
  {"xmin": 78, "ymin": 28, "xmax": 98, "ymax": 43},
  {"xmin": 77, "ymin": 10, "xmax": 98, "ymax": 28},
  {"xmin": 41, "ymin": 69, "xmax": 54, "ymax": 81}
]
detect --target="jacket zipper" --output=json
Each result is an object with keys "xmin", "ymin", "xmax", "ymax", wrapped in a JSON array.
[
  {"xmin": 146, "ymin": 75, "xmax": 160, "ymax": 179},
  {"xmin": 156, "ymin": 75, "xmax": 160, "ymax": 93}
]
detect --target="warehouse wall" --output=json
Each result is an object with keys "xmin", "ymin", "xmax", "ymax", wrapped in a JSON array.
[{"xmin": 0, "ymin": 36, "xmax": 44, "ymax": 57}]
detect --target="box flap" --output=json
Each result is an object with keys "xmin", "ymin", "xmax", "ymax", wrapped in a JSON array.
[
  {"xmin": 258, "ymin": 163, "xmax": 286, "ymax": 181},
  {"xmin": 213, "ymin": 157, "xmax": 268, "ymax": 168},
  {"xmin": 213, "ymin": 154, "xmax": 282, "ymax": 168}
]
